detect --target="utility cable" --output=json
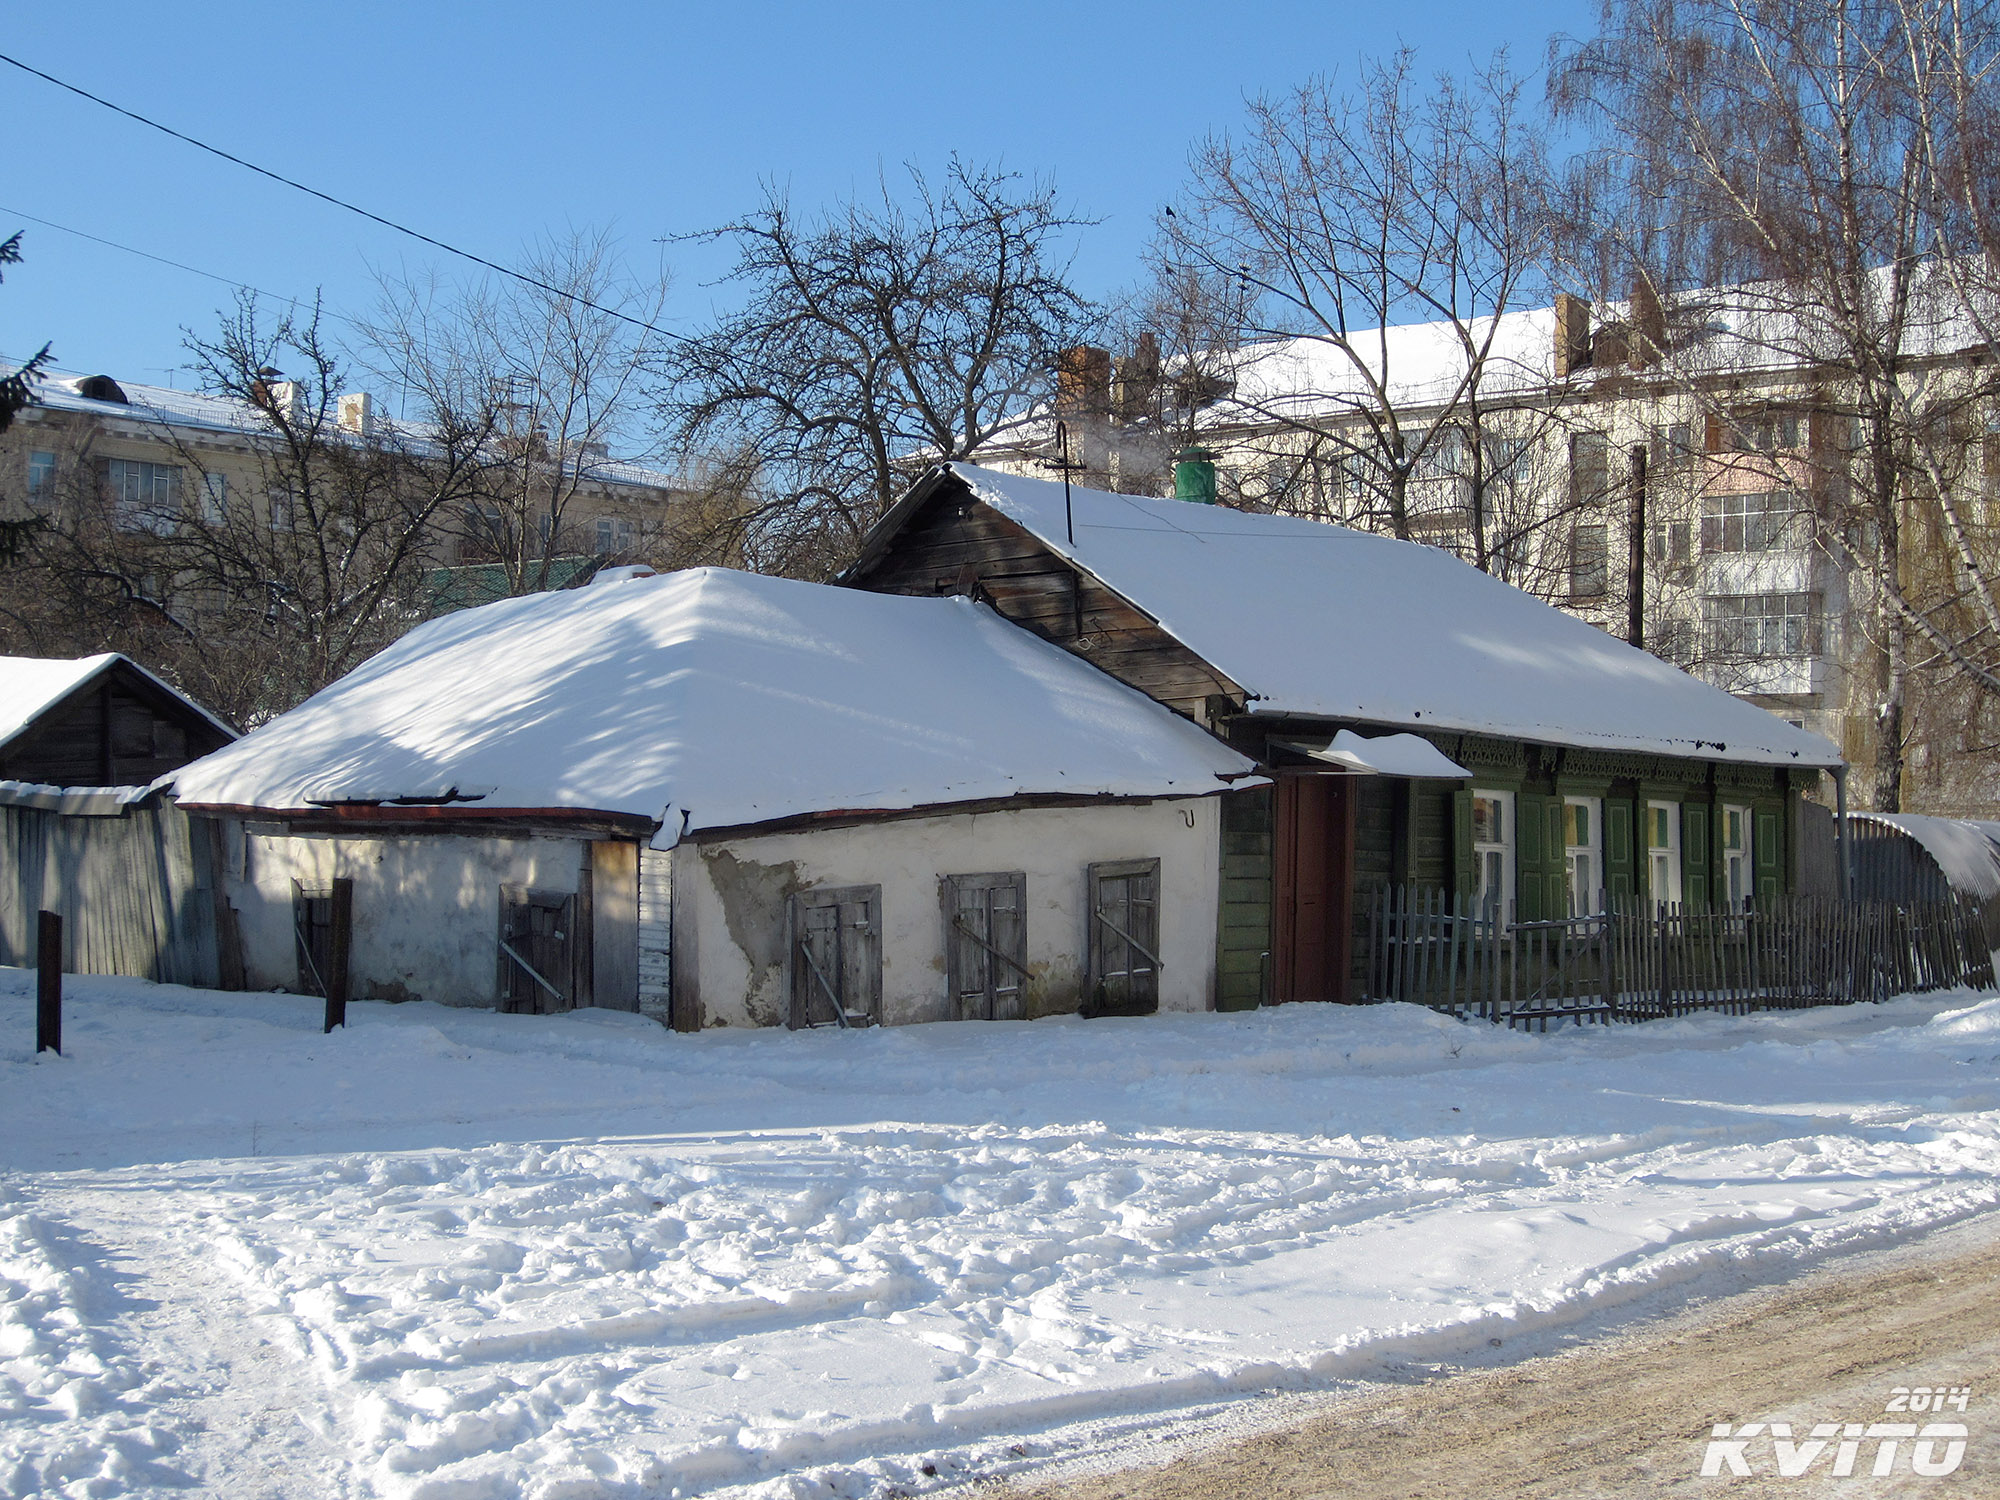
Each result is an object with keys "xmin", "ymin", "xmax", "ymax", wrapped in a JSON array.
[{"xmin": 0, "ymin": 50, "xmax": 688, "ymax": 346}]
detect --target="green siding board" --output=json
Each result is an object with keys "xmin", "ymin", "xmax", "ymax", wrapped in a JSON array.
[{"xmin": 1216, "ymin": 786, "xmax": 1273, "ymax": 1011}]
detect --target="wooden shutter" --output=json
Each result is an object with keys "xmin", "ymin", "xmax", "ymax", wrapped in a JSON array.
[
  {"xmin": 1452, "ymin": 787, "xmax": 1475, "ymax": 901},
  {"xmin": 1544, "ymin": 798, "xmax": 1567, "ymax": 918},
  {"xmin": 1087, "ymin": 859, "xmax": 1161, "ymax": 1016},
  {"xmin": 1682, "ymin": 804, "xmax": 1711, "ymax": 911},
  {"xmin": 943, "ymin": 872, "xmax": 1028, "ymax": 1021},
  {"xmin": 1754, "ymin": 804, "xmax": 1784, "ymax": 904},
  {"xmin": 293, "ymin": 881, "xmax": 332, "ymax": 996},
  {"xmin": 496, "ymin": 886, "xmax": 578, "ymax": 1014},
  {"xmin": 1517, "ymin": 792, "xmax": 1547, "ymax": 921},
  {"xmin": 1604, "ymin": 800, "xmax": 1634, "ymax": 905},
  {"xmin": 788, "ymin": 885, "xmax": 882, "ymax": 1029}
]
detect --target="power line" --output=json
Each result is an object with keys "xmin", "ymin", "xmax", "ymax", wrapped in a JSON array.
[
  {"xmin": 0, "ymin": 50, "xmax": 688, "ymax": 347},
  {"xmin": 0, "ymin": 201, "xmax": 345, "ymax": 322}
]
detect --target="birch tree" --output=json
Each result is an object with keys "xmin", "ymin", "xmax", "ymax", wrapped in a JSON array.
[
  {"xmin": 1554, "ymin": 0, "xmax": 2000, "ymax": 809},
  {"xmin": 1158, "ymin": 49, "xmax": 1579, "ymax": 583}
]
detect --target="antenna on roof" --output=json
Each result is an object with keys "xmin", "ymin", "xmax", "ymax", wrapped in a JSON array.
[{"xmin": 1040, "ymin": 419, "xmax": 1084, "ymax": 546}]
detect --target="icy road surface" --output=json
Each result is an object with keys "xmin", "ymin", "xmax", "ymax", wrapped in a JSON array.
[{"xmin": 2, "ymin": 973, "xmax": 1998, "ymax": 1499}]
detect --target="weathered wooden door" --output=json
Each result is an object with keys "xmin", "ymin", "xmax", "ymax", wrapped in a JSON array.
[
  {"xmin": 1273, "ymin": 773, "xmax": 1355, "ymax": 1002},
  {"xmin": 497, "ymin": 886, "xmax": 578, "ymax": 1014},
  {"xmin": 1086, "ymin": 859, "xmax": 1161, "ymax": 1016},
  {"xmin": 943, "ymin": 871, "xmax": 1028, "ymax": 1020},
  {"xmin": 789, "ymin": 885, "xmax": 882, "ymax": 1028}
]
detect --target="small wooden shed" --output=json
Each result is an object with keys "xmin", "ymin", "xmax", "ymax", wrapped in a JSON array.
[
  {"xmin": 1849, "ymin": 813, "xmax": 2000, "ymax": 954},
  {"xmin": 0, "ymin": 653, "xmax": 236, "ymax": 787}
]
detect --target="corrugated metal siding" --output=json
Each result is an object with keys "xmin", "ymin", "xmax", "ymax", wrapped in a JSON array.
[
  {"xmin": 0, "ymin": 796, "xmax": 219, "ymax": 987},
  {"xmin": 637, "ymin": 845, "xmax": 673, "ymax": 1023}
]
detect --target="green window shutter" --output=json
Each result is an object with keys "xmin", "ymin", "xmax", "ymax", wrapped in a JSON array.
[
  {"xmin": 1754, "ymin": 803, "xmax": 1783, "ymax": 903},
  {"xmin": 1683, "ymin": 803, "xmax": 1710, "ymax": 911},
  {"xmin": 1545, "ymin": 799, "xmax": 1567, "ymax": 918},
  {"xmin": 1453, "ymin": 787, "xmax": 1474, "ymax": 900},
  {"xmin": 1605, "ymin": 799, "xmax": 1633, "ymax": 906},
  {"xmin": 1517, "ymin": 792, "xmax": 1546, "ymax": 921}
]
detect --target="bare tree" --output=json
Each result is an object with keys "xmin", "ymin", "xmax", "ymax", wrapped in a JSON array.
[
  {"xmin": 659, "ymin": 159, "xmax": 1096, "ymax": 578},
  {"xmin": 1160, "ymin": 49, "xmax": 1584, "ymax": 582},
  {"xmin": 1554, "ymin": 0, "xmax": 2000, "ymax": 810},
  {"xmin": 358, "ymin": 232, "xmax": 702, "ymax": 595},
  {"xmin": 3, "ymin": 296, "xmax": 472, "ymax": 724}
]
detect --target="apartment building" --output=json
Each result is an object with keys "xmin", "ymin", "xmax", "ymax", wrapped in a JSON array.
[
  {"xmin": 977, "ymin": 293, "xmax": 1994, "ymax": 816},
  {"xmin": 1, "ymin": 368, "xmax": 688, "ymax": 578}
]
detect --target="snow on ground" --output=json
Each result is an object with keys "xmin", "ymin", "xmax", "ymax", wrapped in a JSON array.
[{"xmin": 2, "ymin": 974, "xmax": 1999, "ymax": 1499}]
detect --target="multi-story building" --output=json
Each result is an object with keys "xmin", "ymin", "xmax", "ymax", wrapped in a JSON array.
[
  {"xmin": 978, "ymin": 293, "xmax": 1995, "ymax": 816},
  {"xmin": 1, "ymin": 368, "xmax": 691, "ymax": 581}
]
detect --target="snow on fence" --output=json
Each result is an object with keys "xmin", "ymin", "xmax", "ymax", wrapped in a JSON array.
[
  {"xmin": 1361, "ymin": 885, "xmax": 1995, "ymax": 1030},
  {"xmin": 0, "ymin": 789, "xmax": 223, "ymax": 988}
]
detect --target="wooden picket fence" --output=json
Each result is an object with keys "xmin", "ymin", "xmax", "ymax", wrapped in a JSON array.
[{"xmin": 1361, "ymin": 885, "xmax": 1995, "ymax": 1030}]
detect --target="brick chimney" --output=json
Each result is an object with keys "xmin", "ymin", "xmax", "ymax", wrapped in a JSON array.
[{"xmin": 1553, "ymin": 293, "xmax": 1591, "ymax": 378}]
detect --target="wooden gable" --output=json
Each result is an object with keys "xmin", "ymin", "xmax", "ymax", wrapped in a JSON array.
[
  {"xmin": 843, "ymin": 471, "xmax": 1243, "ymax": 722},
  {"xmin": 0, "ymin": 659, "xmax": 236, "ymax": 788}
]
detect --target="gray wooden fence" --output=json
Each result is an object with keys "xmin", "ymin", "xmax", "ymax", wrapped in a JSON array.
[
  {"xmin": 0, "ymin": 787, "xmax": 223, "ymax": 988},
  {"xmin": 1362, "ymin": 884, "xmax": 1994, "ymax": 1030}
]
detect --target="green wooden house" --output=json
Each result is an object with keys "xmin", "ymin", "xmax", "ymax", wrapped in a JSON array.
[{"xmin": 844, "ymin": 463, "xmax": 1844, "ymax": 1009}]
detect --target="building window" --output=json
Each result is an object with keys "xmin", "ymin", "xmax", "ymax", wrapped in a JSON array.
[
  {"xmin": 595, "ymin": 517, "xmax": 636, "ymax": 554},
  {"xmin": 27, "ymin": 450, "xmax": 55, "ymax": 503},
  {"xmin": 1727, "ymin": 411, "xmax": 1802, "ymax": 453},
  {"xmin": 1708, "ymin": 592, "xmax": 1819, "ymax": 659},
  {"xmin": 268, "ymin": 486, "xmax": 296, "ymax": 532},
  {"xmin": 1471, "ymin": 789, "xmax": 1515, "ymax": 922},
  {"xmin": 1648, "ymin": 517, "xmax": 1693, "ymax": 568},
  {"xmin": 1645, "ymin": 800, "xmax": 1682, "ymax": 907},
  {"xmin": 200, "ymin": 472, "xmax": 228, "ymax": 525},
  {"xmin": 1570, "ymin": 430, "xmax": 1609, "ymax": 507},
  {"xmin": 106, "ymin": 458, "xmax": 180, "ymax": 534},
  {"xmin": 943, "ymin": 872, "xmax": 1028, "ymax": 1021},
  {"xmin": 1569, "ymin": 522, "xmax": 1609, "ymax": 597},
  {"xmin": 1086, "ymin": 858, "xmax": 1161, "ymax": 1016},
  {"xmin": 1701, "ymin": 490, "xmax": 1798, "ymax": 553},
  {"xmin": 1563, "ymin": 796, "xmax": 1602, "ymax": 916},
  {"xmin": 1721, "ymin": 804, "xmax": 1754, "ymax": 908}
]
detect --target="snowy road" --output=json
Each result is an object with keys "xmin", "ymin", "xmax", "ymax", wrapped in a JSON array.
[{"xmin": 3, "ymin": 973, "xmax": 1999, "ymax": 1498}]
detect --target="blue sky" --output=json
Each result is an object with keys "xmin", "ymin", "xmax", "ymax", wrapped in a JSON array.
[{"xmin": 5, "ymin": 1, "xmax": 1594, "ymax": 402}]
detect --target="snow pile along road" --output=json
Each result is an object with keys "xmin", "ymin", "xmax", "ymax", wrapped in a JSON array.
[{"xmin": 3, "ymin": 974, "xmax": 1999, "ymax": 1498}]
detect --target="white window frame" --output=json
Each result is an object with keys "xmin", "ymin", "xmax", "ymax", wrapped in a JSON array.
[
  {"xmin": 1563, "ymin": 795, "xmax": 1603, "ymax": 917},
  {"xmin": 1645, "ymin": 800, "xmax": 1683, "ymax": 909},
  {"xmin": 200, "ymin": 471, "xmax": 228, "ymax": 525},
  {"xmin": 1471, "ymin": 788, "xmax": 1515, "ymax": 923},
  {"xmin": 1720, "ymin": 803, "xmax": 1754, "ymax": 909},
  {"xmin": 27, "ymin": 449, "xmax": 55, "ymax": 503},
  {"xmin": 107, "ymin": 457, "xmax": 181, "ymax": 535}
]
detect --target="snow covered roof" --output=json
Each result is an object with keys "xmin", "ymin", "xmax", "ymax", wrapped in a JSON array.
[
  {"xmin": 19, "ymin": 370, "xmax": 680, "ymax": 494},
  {"xmin": 1853, "ymin": 813, "xmax": 2000, "ymax": 901},
  {"xmin": 0, "ymin": 652, "xmax": 236, "ymax": 753},
  {"xmin": 166, "ymin": 567, "xmax": 1260, "ymax": 842},
  {"xmin": 865, "ymin": 464, "xmax": 1840, "ymax": 768}
]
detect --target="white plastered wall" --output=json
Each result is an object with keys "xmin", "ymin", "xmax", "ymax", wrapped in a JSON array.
[
  {"xmin": 673, "ymin": 797, "xmax": 1223, "ymax": 1029},
  {"xmin": 225, "ymin": 824, "xmax": 588, "ymax": 1007}
]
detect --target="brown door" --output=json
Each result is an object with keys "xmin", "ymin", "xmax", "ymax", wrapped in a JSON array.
[{"xmin": 1273, "ymin": 773, "xmax": 1355, "ymax": 1003}]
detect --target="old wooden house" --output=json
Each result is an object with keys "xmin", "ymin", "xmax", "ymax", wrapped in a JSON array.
[
  {"xmin": 842, "ymin": 462, "xmax": 1846, "ymax": 1008},
  {"xmin": 0, "ymin": 652, "xmax": 237, "ymax": 788},
  {"xmin": 166, "ymin": 567, "xmax": 1257, "ymax": 1027}
]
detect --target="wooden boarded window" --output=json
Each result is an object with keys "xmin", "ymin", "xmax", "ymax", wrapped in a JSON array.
[
  {"xmin": 943, "ymin": 872, "xmax": 1028, "ymax": 1021},
  {"xmin": 789, "ymin": 885, "xmax": 881, "ymax": 1029},
  {"xmin": 1086, "ymin": 859, "xmax": 1161, "ymax": 1016},
  {"xmin": 497, "ymin": 886, "xmax": 579, "ymax": 1014},
  {"xmin": 293, "ymin": 881, "xmax": 332, "ymax": 996}
]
